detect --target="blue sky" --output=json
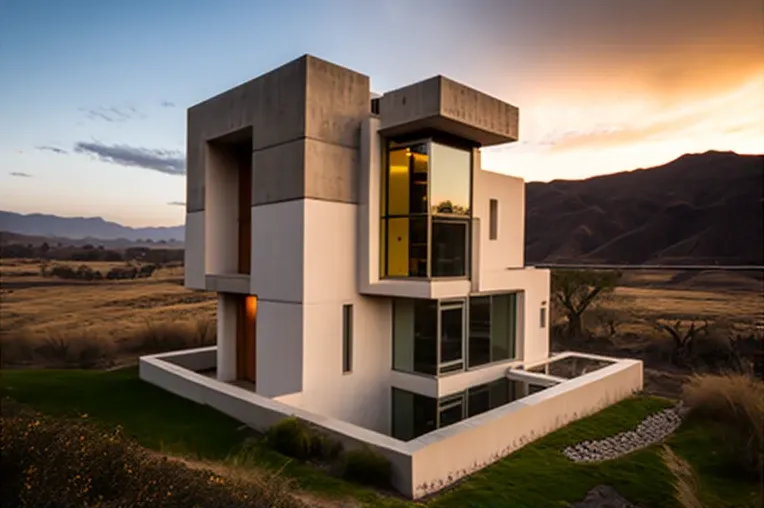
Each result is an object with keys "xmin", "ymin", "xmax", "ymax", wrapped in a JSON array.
[{"xmin": 1, "ymin": 0, "xmax": 762, "ymax": 227}]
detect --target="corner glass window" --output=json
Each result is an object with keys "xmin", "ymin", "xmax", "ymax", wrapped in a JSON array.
[{"xmin": 380, "ymin": 139, "xmax": 472, "ymax": 279}]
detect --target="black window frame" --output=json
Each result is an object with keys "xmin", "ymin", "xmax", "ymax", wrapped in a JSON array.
[{"xmin": 342, "ymin": 304, "xmax": 353, "ymax": 373}]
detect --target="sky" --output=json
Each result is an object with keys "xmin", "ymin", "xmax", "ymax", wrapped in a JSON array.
[{"xmin": 1, "ymin": 0, "xmax": 762, "ymax": 227}]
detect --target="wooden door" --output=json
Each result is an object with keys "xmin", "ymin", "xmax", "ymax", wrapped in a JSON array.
[{"xmin": 236, "ymin": 295, "xmax": 257, "ymax": 383}]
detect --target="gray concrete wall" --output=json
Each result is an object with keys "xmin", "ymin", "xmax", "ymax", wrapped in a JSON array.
[
  {"xmin": 186, "ymin": 54, "xmax": 370, "ymax": 213},
  {"xmin": 378, "ymin": 76, "xmax": 519, "ymax": 147}
]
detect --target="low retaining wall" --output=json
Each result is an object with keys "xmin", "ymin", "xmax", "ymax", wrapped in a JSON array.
[
  {"xmin": 139, "ymin": 354, "xmax": 414, "ymax": 495},
  {"xmin": 139, "ymin": 350, "xmax": 643, "ymax": 499},
  {"xmin": 407, "ymin": 358, "xmax": 643, "ymax": 497}
]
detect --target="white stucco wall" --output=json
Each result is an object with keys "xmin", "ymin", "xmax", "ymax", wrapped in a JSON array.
[
  {"xmin": 217, "ymin": 293, "xmax": 238, "ymax": 382},
  {"xmin": 301, "ymin": 199, "xmax": 393, "ymax": 433},
  {"xmin": 250, "ymin": 200, "xmax": 304, "ymax": 302},
  {"xmin": 473, "ymin": 165, "xmax": 525, "ymax": 271},
  {"xmin": 184, "ymin": 210, "xmax": 206, "ymax": 290},
  {"xmin": 256, "ymin": 299, "xmax": 304, "ymax": 397},
  {"xmin": 205, "ymin": 144, "xmax": 239, "ymax": 275}
]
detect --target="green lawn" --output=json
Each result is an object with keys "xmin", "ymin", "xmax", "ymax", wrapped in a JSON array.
[{"xmin": 1, "ymin": 368, "xmax": 760, "ymax": 508}]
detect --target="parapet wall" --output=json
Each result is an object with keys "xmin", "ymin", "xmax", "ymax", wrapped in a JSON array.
[{"xmin": 140, "ymin": 350, "xmax": 643, "ymax": 499}]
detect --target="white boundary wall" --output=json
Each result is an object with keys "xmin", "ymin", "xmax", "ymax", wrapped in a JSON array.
[{"xmin": 140, "ymin": 348, "xmax": 643, "ymax": 499}]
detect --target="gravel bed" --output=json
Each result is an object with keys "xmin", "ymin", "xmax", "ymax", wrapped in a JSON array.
[{"xmin": 563, "ymin": 403, "xmax": 685, "ymax": 463}]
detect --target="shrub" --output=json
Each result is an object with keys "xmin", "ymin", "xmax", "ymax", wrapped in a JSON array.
[
  {"xmin": 130, "ymin": 319, "xmax": 194, "ymax": 354},
  {"xmin": 342, "ymin": 446, "xmax": 392, "ymax": 488},
  {"xmin": 682, "ymin": 374, "xmax": 764, "ymax": 477},
  {"xmin": 0, "ymin": 402, "xmax": 300, "ymax": 508},
  {"xmin": 266, "ymin": 417, "xmax": 313, "ymax": 460},
  {"xmin": 70, "ymin": 334, "xmax": 117, "ymax": 369},
  {"xmin": 106, "ymin": 266, "xmax": 138, "ymax": 280},
  {"xmin": 193, "ymin": 317, "xmax": 216, "ymax": 347},
  {"xmin": 1, "ymin": 318, "xmax": 214, "ymax": 369},
  {"xmin": 309, "ymin": 431, "xmax": 344, "ymax": 462},
  {"xmin": 48, "ymin": 263, "xmax": 103, "ymax": 281},
  {"xmin": 28, "ymin": 329, "xmax": 116, "ymax": 369}
]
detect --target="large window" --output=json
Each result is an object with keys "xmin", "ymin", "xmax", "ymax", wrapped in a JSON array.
[
  {"xmin": 392, "ymin": 388, "xmax": 436, "ymax": 441},
  {"xmin": 391, "ymin": 379, "xmax": 524, "ymax": 441},
  {"xmin": 394, "ymin": 294, "xmax": 517, "ymax": 376},
  {"xmin": 393, "ymin": 299, "xmax": 465, "ymax": 376},
  {"xmin": 380, "ymin": 139, "xmax": 472, "ymax": 278},
  {"xmin": 393, "ymin": 299, "xmax": 438, "ymax": 375},
  {"xmin": 468, "ymin": 293, "xmax": 518, "ymax": 368}
]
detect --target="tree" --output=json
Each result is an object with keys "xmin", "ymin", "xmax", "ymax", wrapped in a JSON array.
[
  {"xmin": 654, "ymin": 319, "xmax": 709, "ymax": 366},
  {"xmin": 551, "ymin": 269, "xmax": 622, "ymax": 339}
]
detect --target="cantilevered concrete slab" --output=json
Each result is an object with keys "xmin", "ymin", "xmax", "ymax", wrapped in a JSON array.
[{"xmin": 378, "ymin": 76, "xmax": 518, "ymax": 147}]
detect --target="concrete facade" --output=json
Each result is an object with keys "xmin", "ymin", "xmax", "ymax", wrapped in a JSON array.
[{"xmin": 138, "ymin": 53, "xmax": 643, "ymax": 500}]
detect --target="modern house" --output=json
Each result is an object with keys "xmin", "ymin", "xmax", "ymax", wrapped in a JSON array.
[{"xmin": 140, "ymin": 54, "xmax": 643, "ymax": 498}]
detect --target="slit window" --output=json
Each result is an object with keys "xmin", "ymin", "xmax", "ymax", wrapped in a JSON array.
[
  {"xmin": 342, "ymin": 304, "xmax": 353, "ymax": 373},
  {"xmin": 540, "ymin": 305, "xmax": 547, "ymax": 329},
  {"xmin": 489, "ymin": 199, "xmax": 498, "ymax": 240}
]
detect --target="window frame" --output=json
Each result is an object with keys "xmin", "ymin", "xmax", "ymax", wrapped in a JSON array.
[
  {"xmin": 489, "ymin": 198, "xmax": 498, "ymax": 240},
  {"xmin": 342, "ymin": 304, "xmax": 353, "ymax": 373},
  {"xmin": 467, "ymin": 293, "xmax": 519, "ymax": 369},
  {"xmin": 540, "ymin": 304, "xmax": 547, "ymax": 329},
  {"xmin": 380, "ymin": 137, "xmax": 474, "ymax": 280},
  {"xmin": 391, "ymin": 293, "xmax": 520, "ymax": 378}
]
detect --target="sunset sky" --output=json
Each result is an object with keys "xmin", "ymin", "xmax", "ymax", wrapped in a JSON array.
[{"xmin": 1, "ymin": 0, "xmax": 762, "ymax": 227}]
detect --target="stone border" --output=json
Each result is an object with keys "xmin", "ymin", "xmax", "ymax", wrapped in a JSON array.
[{"xmin": 563, "ymin": 403, "xmax": 685, "ymax": 463}]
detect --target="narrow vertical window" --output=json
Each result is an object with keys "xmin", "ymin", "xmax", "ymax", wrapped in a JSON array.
[
  {"xmin": 489, "ymin": 199, "xmax": 498, "ymax": 240},
  {"xmin": 540, "ymin": 305, "xmax": 547, "ymax": 328},
  {"xmin": 342, "ymin": 304, "xmax": 353, "ymax": 373}
]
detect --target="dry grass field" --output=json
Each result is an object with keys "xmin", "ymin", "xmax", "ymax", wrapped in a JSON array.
[
  {"xmin": 1, "ymin": 260, "xmax": 761, "ymax": 376},
  {"xmin": 0, "ymin": 259, "xmax": 216, "ymax": 368},
  {"xmin": 1, "ymin": 260, "xmax": 213, "ymax": 336}
]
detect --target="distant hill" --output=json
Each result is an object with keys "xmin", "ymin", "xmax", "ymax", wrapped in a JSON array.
[
  {"xmin": 0, "ymin": 231, "xmax": 182, "ymax": 250},
  {"xmin": 0, "ymin": 211, "xmax": 184, "ymax": 243},
  {"xmin": 2, "ymin": 151, "xmax": 762, "ymax": 265},
  {"xmin": 525, "ymin": 151, "xmax": 764, "ymax": 266}
]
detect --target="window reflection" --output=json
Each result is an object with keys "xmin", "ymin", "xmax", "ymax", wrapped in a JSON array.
[
  {"xmin": 380, "ymin": 139, "xmax": 472, "ymax": 279},
  {"xmin": 439, "ymin": 306, "xmax": 463, "ymax": 370},
  {"xmin": 393, "ymin": 299, "xmax": 437, "ymax": 375},
  {"xmin": 430, "ymin": 143, "xmax": 471, "ymax": 217},
  {"xmin": 431, "ymin": 220, "xmax": 467, "ymax": 277},
  {"xmin": 392, "ymin": 379, "xmax": 525, "ymax": 441}
]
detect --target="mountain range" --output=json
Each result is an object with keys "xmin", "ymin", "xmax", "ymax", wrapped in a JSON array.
[
  {"xmin": 0, "ymin": 211, "xmax": 184, "ymax": 243},
  {"xmin": 2, "ymin": 151, "xmax": 762, "ymax": 265},
  {"xmin": 525, "ymin": 151, "xmax": 763, "ymax": 265}
]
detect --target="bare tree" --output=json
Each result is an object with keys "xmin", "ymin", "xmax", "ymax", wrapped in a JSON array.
[
  {"xmin": 654, "ymin": 319, "xmax": 709, "ymax": 366},
  {"xmin": 551, "ymin": 270, "xmax": 622, "ymax": 339}
]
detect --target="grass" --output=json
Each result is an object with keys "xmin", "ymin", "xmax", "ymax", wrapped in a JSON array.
[
  {"xmin": 0, "ymin": 367, "xmax": 409, "ymax": 507},
  {"xmin": 676, "ymin": 374, "xmax": 764, "ymax": 507},
  {"xmin": 2, "ymin": 368, "xmax": 761, "ymax": 508},
  {"xmin": 0, "ymin": 368, "xmax": 242, "ymax": 459},
  {"xmin": 429, "ymin": 396, "xmax": 676, "ymax": 508}
]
